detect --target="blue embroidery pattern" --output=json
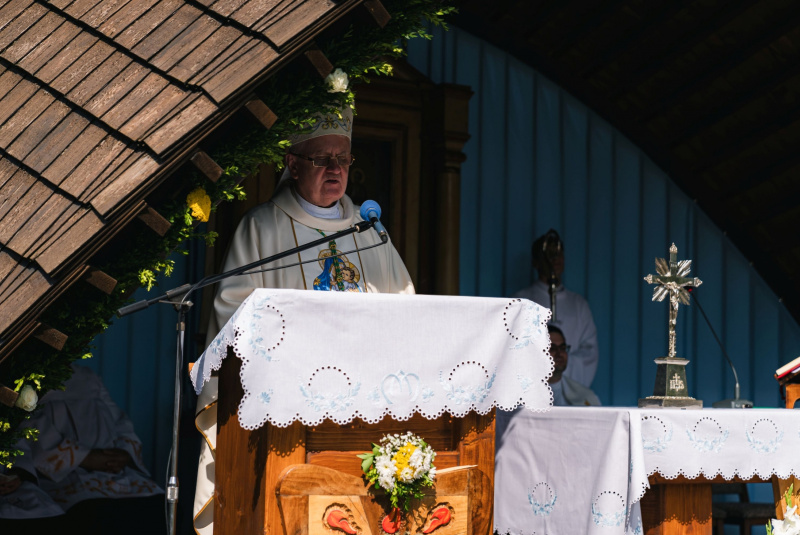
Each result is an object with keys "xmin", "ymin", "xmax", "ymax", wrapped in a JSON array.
[
  {"xmin": 421, "ymin": 387, "xmax": 435, "ymax": 402},
  {"xmin": 367, "ymin": 388, "xmax": 381, "ymax": 405},
  {"xmin": 591, "ymin": 491, "xmax": 627, "ymax": 527},
  {"xmin": 641, "ymin": 415, "xmax": 673, "ymax": 453},
  {"xmin": 745, "ymin": 419, "xmax": 783, "ymax": 454},
  {"xmin": 506, "ymin": 301, "xmax": 547, "ymax": 350},
  {"xmin": 528, "ymin": 482, "xmax": 557, "ymax": 516},
  {"xmin": 517, "ymin": 374, "xmax": 534, "ymax": 393},
  {"xmin": 439, "ymin": 363, "xmax": 497, "ymax": 406},
  {"xmin": 686, "ymin": 417, "xmax": 729, "ymax": 453},
  {"xmin": 381, "ymin": 371, "xmax": 420, "ymax": 404},
  {"xmin": 299, "ymin": 367, "xmax": 360, "ymax": 413},
  {"xmin": 240, "ymin": 295, "xmax": 283, "ymax": 362},
  {"xmin": 627, "ymin": 516, "xmax": 643, "ymax": 535},
  {"xmin": 259, "ymin": 389, "xmax": 274, "ymax": 405},
  {"xmin": 300, "ymin": 382, "xmax": 361, "ymax": 413}
]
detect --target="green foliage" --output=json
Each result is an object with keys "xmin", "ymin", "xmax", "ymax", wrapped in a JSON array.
[{"xmin": 0, "ymin": 0, "xmax": 454, "ymax": 469}]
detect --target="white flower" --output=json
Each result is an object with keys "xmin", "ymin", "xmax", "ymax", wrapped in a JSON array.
[
  {"xmin": 15, "ymin": 384, "xmax": 37, "ymax": 412},
  {"xmin": 398, "ymin": 467, "xmax": 414, "ymax": 483},
  {"xmin": 326, "ymin": 68, "xmax": 349, "ymax": 93},
  {"xmin": 771, "ymin": 508, "xmax": 800, "ymax": 535}
]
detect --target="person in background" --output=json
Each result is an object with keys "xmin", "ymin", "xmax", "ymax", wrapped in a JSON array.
[
  {"xmin": 193, "ymin": 104, "xmax": 414, "ymax": 535},
  {"xmin": 547, "ymin": 325, "xmax": 601, "ymax": 406},
  {"xmin": 0, "ymin": 364, "xmax": 165, "ymax": 534},
  {"xmin": 513, "ymin": 229, "xmax": 599, "ymax": 388}
]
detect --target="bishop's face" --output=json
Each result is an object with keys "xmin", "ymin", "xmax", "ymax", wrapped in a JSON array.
[{"xmin": 287, "ymin": 135, "xmax": 350, "ymax": 208}]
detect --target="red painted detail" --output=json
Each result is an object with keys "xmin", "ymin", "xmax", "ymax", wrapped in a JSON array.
[
  {"xmin": 422, "ymin": 505, "xmax": 452, "ymax": 533},
  {"xmin": 326, "ymin": 509, "xmax": 358, "ymax": 534},
  {"xmin": 381, "ymin": 507, "xmax": 402, "ymax": 534}
]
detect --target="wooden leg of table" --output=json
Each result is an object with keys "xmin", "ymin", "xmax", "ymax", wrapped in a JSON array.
[
  {"xmin": 772, "ymin": 475, "xmax": 799, "ymax": 520},
  {"xmin": 641, "ymin": 483, "xmax": 712, "ymax": 535},
  {"xmin": 785, "ymin": 384, "xmax": 800, "ymax": 409}
]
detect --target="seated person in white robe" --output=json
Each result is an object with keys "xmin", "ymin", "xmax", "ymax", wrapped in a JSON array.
[
  {"xmin": 547, "ymin": 325, "xmax": 601, "ymax": 407},
  {"xmin": 2, "ymin": 364, "xmax": 165, "ymax": 535},
  {"xmin": 193, "ymin": 104, "xmax": 415, "ymax": 534}
]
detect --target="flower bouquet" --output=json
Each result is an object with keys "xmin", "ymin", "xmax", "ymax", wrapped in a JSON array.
[
  {"xmin": 768, "ymin": 484, "xmax": 798, "ymax": 535},
  {"xmin": 357, "ymin": 432, "xmax": 437, "ymax": 512}
]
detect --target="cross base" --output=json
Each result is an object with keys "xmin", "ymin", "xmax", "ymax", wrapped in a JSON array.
[
  {"xmin": 638, "ymin": 396, "xmax": 703, "ymax": 409},
  {"xmin": 638, "ymin": 357, "xmax": 703, "ymax": 409}
]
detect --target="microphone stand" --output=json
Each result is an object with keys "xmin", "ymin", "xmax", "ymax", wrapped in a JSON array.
[
  {"xmin": 688, "ymin": 290, "xmax": 753, "ymax": 408},
  {"xmin": 116, "ymin": 219, "xmax": 378, "ymax": 535},
  {"xmin": 548, "ymin": 272, "xmax": 558, "ymax": 322}
]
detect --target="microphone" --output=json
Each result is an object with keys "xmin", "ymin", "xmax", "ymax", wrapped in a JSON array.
[
  {"xmin": 687, "ymin": 287, "xmax": 754, "ymax": 408},
  {"xmin": 359, "ymin": 200, "xmax": 388, "ymax": 243},
  {"xmin": 541, "ymin": 229, "xmax": 562, "ymax": 320}
]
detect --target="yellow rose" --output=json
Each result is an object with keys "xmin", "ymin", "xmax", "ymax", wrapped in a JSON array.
[{"xmin": 187, "ymin": 188, "xmax": 211, "ymax": 222}]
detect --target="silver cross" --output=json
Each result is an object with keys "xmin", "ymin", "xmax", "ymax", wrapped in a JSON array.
[{"xmin": 644, "ymin": 244, "xmax": 702, "ymax": 359}]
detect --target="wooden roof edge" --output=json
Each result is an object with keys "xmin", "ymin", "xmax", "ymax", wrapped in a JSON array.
[
  {"xmin": 0, "ymin": 263, "xmax": 90, "ymax": 365},
  {"xmin": 269, "ymin": 0, "xmax": 365, "ymax": 54},
  {"xmin": 0, "ymin": 0, "xmax": 386, "ymax": 366}
]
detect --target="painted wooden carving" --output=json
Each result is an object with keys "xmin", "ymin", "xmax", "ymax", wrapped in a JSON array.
[{"xmin": 278, "ymin": 464, "xmax": 490, "ymax": 535}]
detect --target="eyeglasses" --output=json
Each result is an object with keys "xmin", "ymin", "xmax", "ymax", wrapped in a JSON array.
[
  {"xmin": 290, "ymin": 153, "xmax": 355, "ymax": 167},
  {"xmin": 549, "ymin": 344, "xmax": 571, "ymax": 355}
]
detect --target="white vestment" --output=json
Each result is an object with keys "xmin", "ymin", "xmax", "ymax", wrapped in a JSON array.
[
  {"xmin": 15, "ymin": 365, "xmax": 162, "ymax": 511},
  {"xmin": 193, "ymin": 185, "xmax": 415, "ymax": 534},
  {"xmin": 551, "ymin": 376, "xmax": 601, "ymax": 407},
  {"xmin": 513, "ymin": 280, "xmax": 599, "ymax": 388}
]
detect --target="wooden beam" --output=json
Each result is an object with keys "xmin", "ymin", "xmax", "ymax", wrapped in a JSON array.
[
  {"xmin": 643, "ymin": 11, "xmax": 800, "ymax": 125},
  {"xmin": 576, "ymin": 2, "xmax": 689, "ymax": 78},
  {"xmin": 362, "ymin": 0, "xmax": 391, "ymax": 28},
  {"xmin": 690, "ymin": 104, "xmax": 800, "ymax": 178},
  {"xmin": 244, "ymin": 99, "xmax": 278, "ymax": 129},
  {"xmin": 137, "ymin": 204, "xmax": 171, "ymax": 237},
  {"xmin": 190, "ymin": 151, "xmax": 224, "ymax": 183},
  {"xmin": 33, "ymin": 324, "xmax": 67, "ymax": 351},
  {"xmin": 0, "ymin": 384, "xmax": 18, "ymax": 408},
  {"xmin": 0, "ymin": 321, "xmax": 40, "ymax": 366},
  {"xmin": 547, "ymin": 0, "xmax": 627, "ymax": 59},
  {"xmin": 607, "ymin": 0, "xmax": 755, "ymax": 99},
  {"xmin": 304, "ymin": 44, "xmax": 334, "ymax": 79},
  {"xmin": 82, "ymin": 266, "xmax": 117, "ymax": 294},
  {"xmin": 661, "ymin": 57, "xmax": 800, "ymax": 147}
]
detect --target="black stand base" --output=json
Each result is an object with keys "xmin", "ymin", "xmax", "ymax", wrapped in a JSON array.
[{"xmin": 639, "ymin": 356, "xmax": 703, "ymax": 409}]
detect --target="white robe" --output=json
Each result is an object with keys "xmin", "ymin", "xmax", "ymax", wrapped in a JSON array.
[
  {"xmin": 15, "ymin": 365, "xmax": 162, "ymax": 511},
  {"xmin": 513, "ymin": 280, "xmax": 599, "ymax": 388},
  {"xmin": 551, "ymin": 376, "xmax": 601, "ymax": 407},
  {"xmin": 193, "ymin": 185, "xmax": 415, "ymax": 534}
]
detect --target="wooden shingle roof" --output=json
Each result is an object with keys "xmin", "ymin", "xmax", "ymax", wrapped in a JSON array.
[{"xmin": 0, "ymin": 0, "xmax": 372, "ymax": 359}]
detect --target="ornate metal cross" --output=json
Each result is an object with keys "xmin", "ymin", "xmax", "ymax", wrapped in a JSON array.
[{"xmin": 644, "ymin": 243, "xmax": 702, "ymax": 359}]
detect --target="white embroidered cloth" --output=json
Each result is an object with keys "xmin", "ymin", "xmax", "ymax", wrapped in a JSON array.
[
  {"xmin": 495, "ymin": 407, "xmax": 800, "ymax": 535},
  {"xmin": 191, "ymin": 289, "xmax": 553, "ymax": 428}
]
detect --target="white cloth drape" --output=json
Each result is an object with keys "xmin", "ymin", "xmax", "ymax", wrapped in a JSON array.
[
  {"xmin": 191, "ymin": 289, "xmax": 555, "ymax": 428},
  {"xmin": 494, "ymin": 406, "xmax": 800, "ymax": 535}
]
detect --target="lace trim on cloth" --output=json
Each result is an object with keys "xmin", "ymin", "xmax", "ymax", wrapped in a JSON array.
[
  {"xmin": 191, "ymin": 290, "xmax": 553, "ymax": 429},
  {"xmin": 634, "ymin": 409, "xmax": 800, "ymax": 481}
]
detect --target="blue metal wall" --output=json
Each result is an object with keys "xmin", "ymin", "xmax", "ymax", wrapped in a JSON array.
[{"xmin": 407, "ymin": 26, "xmax": 800, "ymax": 409}]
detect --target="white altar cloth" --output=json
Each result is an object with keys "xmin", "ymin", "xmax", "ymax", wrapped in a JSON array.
[
  {"xmin": 190, "ymin": 289, "xmax": 553, "ymax": 428},
  {"xmin": 495, "ymin": 406, "xmax": 800, "ymax": 535}
]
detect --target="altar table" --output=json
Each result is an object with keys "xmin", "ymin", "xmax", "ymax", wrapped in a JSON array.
[{"xmin": 494, "ymin": 406, "xmax": 800, "ymax": 535}]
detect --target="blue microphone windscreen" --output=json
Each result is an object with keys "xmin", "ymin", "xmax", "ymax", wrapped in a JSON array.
[{"xmin": 359, "ymin": 200, "xmax": 381, "ymax": 220}]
